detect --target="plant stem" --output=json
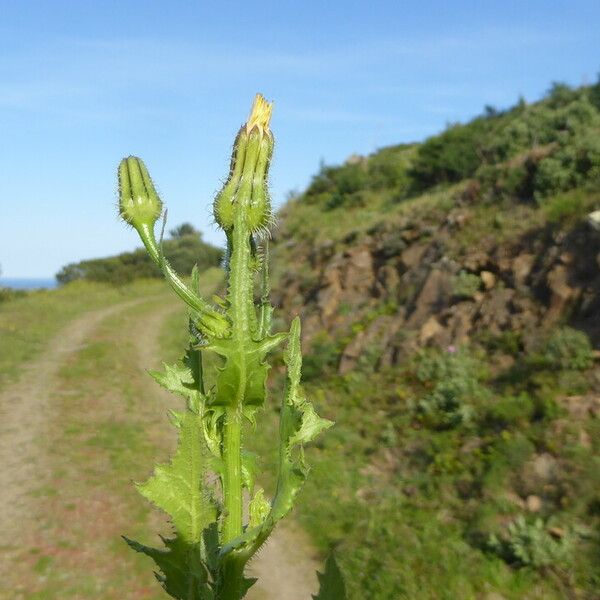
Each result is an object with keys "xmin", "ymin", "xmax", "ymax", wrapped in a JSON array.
[
  {"xmin": 222, "ymin": 406, "xmax": 243, "ymax": 543},
  {"xmin": 220, "ymin": 554, "xmax": 245, "ymax": 600},
  {"xmin": 220, "ymin": 144, "xmax": 256, "ymax": 545}
]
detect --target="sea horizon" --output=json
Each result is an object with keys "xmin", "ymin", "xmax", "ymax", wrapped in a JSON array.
[{"xmin": 0, "ymin": 278, "xmax": 58, "ymax": 290}]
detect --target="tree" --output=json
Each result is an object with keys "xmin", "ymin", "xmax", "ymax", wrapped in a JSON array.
[{"xmin": 169, "ymin": 222, "xmax": 200, "ymax": 239}]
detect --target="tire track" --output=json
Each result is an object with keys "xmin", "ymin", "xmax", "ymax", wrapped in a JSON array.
[{"xmin": 0, "ymin": 299, "xmax": 142, "ymax": 555}]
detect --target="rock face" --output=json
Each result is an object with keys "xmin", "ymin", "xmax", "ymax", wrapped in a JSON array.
[{"xmin": 272, "ymin": 206, "xmax": 600, "ymax": 373}]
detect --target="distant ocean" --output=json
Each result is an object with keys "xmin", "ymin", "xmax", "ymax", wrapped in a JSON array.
[{"xmin": 0, "ymin": 278, "xmax": 58, "ymax": 290}]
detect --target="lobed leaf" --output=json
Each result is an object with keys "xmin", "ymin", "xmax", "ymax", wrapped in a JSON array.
[
  {"xmin": 312, "ymin": 554, "xmax": 348, "ymax": 600},
  {"xmin": 137, "ymin": 410, "xmax": 216, "ymax": 543},
  {"xmin": 125, "ymin": 536, "xmax": 213, "ymax": 600},
  {"xmin": 206, "ymin": 333, "xmax": 286, "ymax": 410},
  {"xmin": 128, "ymin": 409, "xmax": 217, "ymax": 598},
  {"xmin": 221, "ymin": 317, "xmax": 332, "ymax": 557},
  {"xmin": 270, "ymin": 317, "xmax": 333, "ymax": 520},
  {"xmin": 149, "ymin": 347, "xmax": 206, "ymax": 413}
]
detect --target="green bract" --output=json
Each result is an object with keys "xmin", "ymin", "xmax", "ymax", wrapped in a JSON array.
[
  {"xmin": 118, "ymin": 156, "xmax": 163, "ymax": 229},
  {"xmin": 117, "ymin": 94, "xmax": 334, "ymax": 599}
]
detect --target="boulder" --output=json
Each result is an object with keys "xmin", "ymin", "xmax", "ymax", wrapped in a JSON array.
[
  {"xmin": 339, "ymin": 314, "xmax": 403, "ymax": 374},
  {"xmin": 400, "ymin": 243, "xmax": 429, "ymax": 270},
  {"xmin": 419, "ymin": 316, "xmax": 444, "ymax": 345},
  {"xmin": 407, "ymin": 269, "xmax": 452, "ymax": 328},
  {"xmin": 526, "ymin": 495, "xmax": 542, "ymax": 513},
  {"xmin": 546, "ymin": 264, "xmax": 577, "ymax": 322},
  {"xmin": 512, "ymin": 253, "xmax": 535, "ymax": 286},
  {"xmin": 480, "ymin": 270, "xmax": 496, "ymax": 290}
]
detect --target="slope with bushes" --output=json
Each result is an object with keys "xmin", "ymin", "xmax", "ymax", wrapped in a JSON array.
[{"xmin": 261, "ymin": 79, "xmax": 600, "ymax": 598}]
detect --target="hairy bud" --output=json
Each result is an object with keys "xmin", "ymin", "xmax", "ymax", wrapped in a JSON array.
[
  {"xmin": 118, "ymin": 156, "xmax": 163, "ymax": 229},
  {"xmin": 214, "ymin": 94, "xmax": 274, "ymax": 233}
]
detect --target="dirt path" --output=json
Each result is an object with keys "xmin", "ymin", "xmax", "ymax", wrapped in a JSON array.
[
  {"xmin": 246, "ymin": 520, "xmax": 320, "ymax": 600},
  {"xmin": 0, "ymin": 298, "xmax": 142, "ymax": 553},
  {"xmin": 0, "ymin": 295, "xmax": 321, "ymax": 599}
]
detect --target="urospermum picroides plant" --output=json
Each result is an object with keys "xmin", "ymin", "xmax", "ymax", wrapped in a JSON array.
[{"xmin": 117, "ymin": 95, "xmax": 341, "ymax": 599}]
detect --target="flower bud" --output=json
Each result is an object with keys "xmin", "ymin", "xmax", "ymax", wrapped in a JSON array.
[
  {"xmin": 213, "ymin": 129, "xmax": 247, "ymax": 231},
  {"xmin": 213, "ymin": 94, "xmax": 274, "ymax": 233},
  {"xmin": 118, "ymin": 156, "xmax": 163, "ymax": 229}
]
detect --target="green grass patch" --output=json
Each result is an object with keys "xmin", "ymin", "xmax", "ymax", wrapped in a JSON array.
[{"xmin": 0, "ymin": 278, "xmax": 166, "ymax": 390}]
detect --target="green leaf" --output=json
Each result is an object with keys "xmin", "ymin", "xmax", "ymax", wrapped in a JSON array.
[
  {"xmin": 125, "ymin": 536, "xmax": 213, "ymax": 600},
  {"xmin": 270, "ymin": 317, "xmax": 333, "ymax": 521},
  {"xmin": 150, "ymin": 362, "xmax": 203, "ymax": 414},
  {"xmin": 127, "ymin": 410, "xmax": 217, "ymax": 598},
  {"xmin": 221, "ymin": 318, "xmax": 332, "ymax": 556},
  {"xmin": 206, "ymin": 333, "xmax": 286, "ymax": 410},
  {"xmin": 191, "ymin": 264, "xmax": 200, "ymax": 292},
  {"xmin": 137, "ymin": 411, "xmax": 216, "ymax": 543},
  {"xmin": 241, "ymin": 450, "xmax": 259, "ymax": 492},
  {"xmin": 248, "ymin": 489, "xmax": 270, "ymax": 528},
  {"xmin": 312, "ymin": 554, "xmax": 348, "ymax": 600}
]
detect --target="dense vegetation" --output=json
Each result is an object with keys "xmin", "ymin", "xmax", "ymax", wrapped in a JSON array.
[
  {"xmin": 299, "ymin": 80, "xmax": 600, "ymax": 214},
  {"xmin": 56, "ymin": 223, "xmax": 223, "ymax": 285},
  {"xmin": 262, "ymin": 78, "xmax": 600, "ymax": 598}
]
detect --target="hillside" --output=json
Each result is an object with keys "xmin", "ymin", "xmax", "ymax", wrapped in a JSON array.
[{"xmin": 263, "ymin": 80, "xmax": 600, "ymax": 598}]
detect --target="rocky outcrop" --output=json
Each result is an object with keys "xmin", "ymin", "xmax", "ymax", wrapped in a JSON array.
[{"xmin": 272, "ymin": 204, "xmax": 600, "ymax": 374}]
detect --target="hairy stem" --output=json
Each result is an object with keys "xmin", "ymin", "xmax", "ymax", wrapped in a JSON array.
[
  {"xmin": 222, "ymin": 407, "xmax": 243, "ymax": 543},
  {"xmin": 219, "ymin": 132, "xmax": 259, "ymax": 546},
  {"xmin": 137, "ymin": 222, "xmax": 221, "ymax": 318},
  {"xmin": 220, "ymin": 555, "xmax": 246, "ymax": 600}
]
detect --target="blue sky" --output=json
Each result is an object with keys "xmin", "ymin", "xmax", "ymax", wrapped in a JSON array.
[{"xmin": 0, "ymin": 1, "xmax": 599, "ymax": 277}]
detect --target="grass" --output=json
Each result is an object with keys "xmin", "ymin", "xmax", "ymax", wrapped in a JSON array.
[
  {"xmin": 541, "ymin": 185, "xmax": 600, "ymax": 224},
  {"xmin": 245, "ymin": 341, "xmax": 600, "ymax": 599},
  {"xmin": 277, "ymin": 183, "xmax": 457, "ymax": 249},
  {"xmin": 13, "ymin": 298, "xmax": 176, "ymax": 598},
  {"xmin": 0, "ymin": 278, "xmax": 166, "ymax": 390}
]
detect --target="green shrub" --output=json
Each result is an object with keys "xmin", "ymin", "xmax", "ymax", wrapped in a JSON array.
[
  {"xmin": 478, "ymin": 330, "xmax": 523, "ymax": 355},
  {"xmin": 533, "ymin": 156, "xmax": 575, "ymax": 198},
  {"xmin": 542, "ymin": 188, "xmax": 590, "ymax": 223},
  {"xmin": 417, "ymin": 380, "xmax": 475, "ymax": 428},
  {"xmin": 590, "ymin": 73, "xmax": 600, "ymax": 111},
  {"xmin": 414, "ymin": 348, "xmax": 485, "ymax": 429},
  {"xmin": 303, "ymin": 331, "xmax": 341, "ymax": 380},
  {"xmin": 485, "ymin": 393, "xmax": 535, "ymax": 428},
  {"xmin": 410, "ymin": 119, "xmax": 489, "ymax": 188},
  {"xmin": 545, "ymin": 82, "xmax": 578, "ymax": 109},
  {"xmin": 366, "ymin": 144, "xmax": 414, "ymax": 194},
  {"xmin": 533, "ymin": 134, "xmax": 600, "ymax": 200},
  {"xmin": 488, "ymin": 516, "xmax": 574, "ymax": 568},
  {"xmin": 305, "ymin": 162, "xmax": 367, "ymax": 201},
  {"xmin": 540, "ymin": 327, "xmax": 594, "ymax": 371},
  {"xmin": 0, "ymin": 287, "xmax": 27, "ymax": 303},
  {"xmin": 324, "ymin": 190, "xmax": 365, "ymax": 211},
  {"xmin": 305, "ymin": 164, "xmax": 337, "ymax": 197},
  {"xmin": 451, "ymin": 271, "xmax": 481, "ymax": 299},
  {"xmin": 415, "ymin": 347, "xmax": 482, "ymax": 384},
  {"xmin": 333, "ymin": 163, "xmax": 368, "ymax": 195}
]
